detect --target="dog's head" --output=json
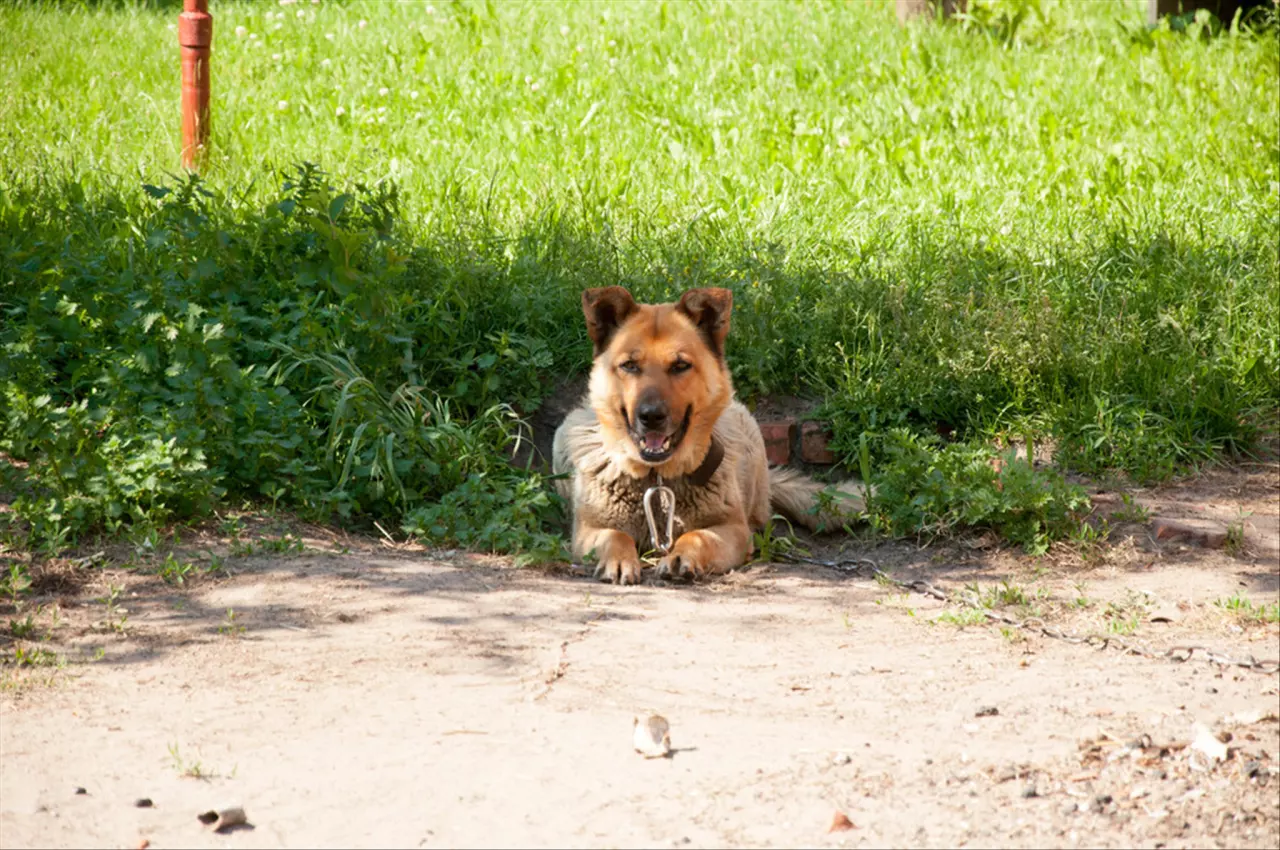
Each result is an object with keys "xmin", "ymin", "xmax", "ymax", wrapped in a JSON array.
[{"xmin": 581, "ymin": 286, "xmax": 734, "ymax": 476}]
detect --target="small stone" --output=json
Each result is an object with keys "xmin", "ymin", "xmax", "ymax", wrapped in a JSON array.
[
  {"xmin": 1061, "ymin": 801, "xmax": 1080, "ymax": 816},
  {"xmin": 975, "ymin": 705, "xmax": 999, "ymax": 717},
  {"xmin": 134, "ymin": 798, "xmax": 153, "ymax": 808},
  {"xmin": 74, "ymin": 787, "xmax": 87, "ymax": 796},
  {"xmin": 827, "ymin": 811, "xmax": 857, "ymax": 832},
  {"xmin": 832, "ymin": 752, "xmax": 852, "ymax": 766},
  {"xmin": 1021, "ymin": 783, "xmax": 1038, "ymax": 798},
  {"xmin": 1205, "ymin": 687, "xmax": 1218, "ymax": 694},
  {"xmin": 633, "ymin": 714, "xmax": 673, "ymax": 759}
]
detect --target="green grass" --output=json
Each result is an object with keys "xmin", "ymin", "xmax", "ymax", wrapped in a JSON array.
[
  {"xmin": 0, "ymin": 0, "xmax": 1277, "ymax": 556},
  {"xmin": 1215, "ymin": 592, "xmax": 1280, "ymax": 624}
]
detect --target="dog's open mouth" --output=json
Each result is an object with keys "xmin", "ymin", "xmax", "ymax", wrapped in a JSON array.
[{"xmin": 631, "ymin": 407, "xmax": 691, "ymax": 464}]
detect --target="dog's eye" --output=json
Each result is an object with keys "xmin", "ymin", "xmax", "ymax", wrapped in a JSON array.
[
  {"xmin": 619, "ymin": 361, "xmax": 641, "ymax": 374},
  {"xmin": 669, "ymin": 360, "xmax": 692, "ymax": 374}
]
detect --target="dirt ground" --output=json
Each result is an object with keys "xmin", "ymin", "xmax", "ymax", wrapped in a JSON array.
[{"xmin": 2, "ymin": 463, "xmax": 1278, "ymax": 850}]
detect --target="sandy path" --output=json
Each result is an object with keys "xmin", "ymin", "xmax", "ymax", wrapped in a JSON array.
[{"xmin": 3, "ymin": 532, "xmax": 1277, "ymax": 849}]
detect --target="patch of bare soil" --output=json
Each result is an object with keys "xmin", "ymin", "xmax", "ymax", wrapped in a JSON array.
[{"xmin": 2, "ymin": 465, "xmax": 1278, "ymax": 849}]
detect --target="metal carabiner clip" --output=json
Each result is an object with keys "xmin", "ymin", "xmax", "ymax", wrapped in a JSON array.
[{"xmin": 643, "ymin": 475, "xmax": 676, "ymax": 555}]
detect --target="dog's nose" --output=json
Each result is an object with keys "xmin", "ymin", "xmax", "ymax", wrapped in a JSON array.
[{"xmin": 636, "ymin": 399, "xmax": 669, "ymax": 430}]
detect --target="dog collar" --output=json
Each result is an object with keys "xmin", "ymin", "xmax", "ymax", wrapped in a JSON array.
[{"xmin": 685, "ymin": 437, "xmax": 724, "ymax": 487}]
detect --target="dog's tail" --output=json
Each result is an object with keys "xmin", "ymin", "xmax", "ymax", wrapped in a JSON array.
[{"xmin": 768, "ymin": 467, "xmax": 869, "ymax": 532}]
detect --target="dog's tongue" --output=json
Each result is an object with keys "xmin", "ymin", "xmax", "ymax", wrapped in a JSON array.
[{"xmin": 643, "ymin": 432, "xmax": 666, "ymax": 452}]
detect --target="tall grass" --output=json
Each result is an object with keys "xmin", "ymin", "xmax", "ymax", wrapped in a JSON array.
[{"xmin": 0, "ymin": 0, "xmax": 1276, "ymax": 553}]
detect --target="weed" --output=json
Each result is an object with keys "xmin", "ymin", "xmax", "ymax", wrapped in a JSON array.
[
  {"xmin": 96, "ymin": 583, "xmax": 128, "ymax": 635},
  {"xmin": 752, "ymin": 515, "xmax": 804, "ymax": 563},
  {"xmin": 230, "ymin": 540, "xmax": 257, "ymax": 558},
  {"xmin": 999, "ymin": 627, "xmax": 1025, "ymax": 644},
  {"xmin": 8, "ymin": 614, "xmax": 38, "ymax": 640},
  {"xmin": 1215, "ymin": 593, "xmax": 1280, "ymax": 624},
  {"xmin": 936, "ymin": 608, "xmax": 989, "ymax": 628},
  {"xmin": 217, "ymin": 514, "xmax": 245, "ymax": 539},
  {"xmin": 1104, "ymin": 592, "xmax": 1149, "ymax": 635},
  {"xmin": 982, "ymin": 580, "xmax": 1032, "ymax": 609},
  {"xmin": 1, "ymin": 564, "xmax": 32, "ymax": 607},
  {"xmin": 865, "ymin": 430, "xmax": 1091, "ymax": 553},
  {"xmin": 1224, "ymin": 517, "xmax": 1249, "ymax": 556},
  {"xmin": 217, "ymin": 608, "xmax": 245, "ymax": 637},
  {"xmin": 1106, "ymin": 615, "xmax": 1140, "ymax": 636},
  {"xmin": 156, "ymin": 554, "xmax": 197, "ymax": 586},
  {"xmin": 8, "ymin": 645, "xmax": 62, "ymax": 668},
  {"xmin": 167, "ymin": 743, "xmax": 216, "ymax": 780},
  {"xmin": 1109, "ymin": 494, "xmax": 1151, "ymax": 524}
]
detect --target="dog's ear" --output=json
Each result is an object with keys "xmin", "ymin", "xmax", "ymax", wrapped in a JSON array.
[
  {"xmin": 582, "ymin": 287, "xmax": 638, "ymax": 356},
  {"xmin": 676, "ymin": 288, "xmax": 733, "ymax": 357}
]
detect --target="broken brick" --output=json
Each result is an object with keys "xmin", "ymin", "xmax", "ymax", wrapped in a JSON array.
[
  {"xmin": 800, "ymin": 422, "xmax": 838, "ymax": 464},
  {"xmin": 758, "ymin": 420, "xmax": 795, "ymax": 466}
]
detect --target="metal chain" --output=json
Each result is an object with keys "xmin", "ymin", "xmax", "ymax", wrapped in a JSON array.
[{"xmin": 779, "ymin": 553, "xmax": 1280, "ymax": 676}]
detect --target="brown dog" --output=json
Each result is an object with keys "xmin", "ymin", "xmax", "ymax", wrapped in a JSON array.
[{"xmin": 552, "ymin": 286, "xmax": 863, "ymax": 584}]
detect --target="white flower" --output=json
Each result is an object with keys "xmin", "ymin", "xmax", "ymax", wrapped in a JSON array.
[
  {"xmin": 273, "ymin": 53, "xmax": 283, "ymax": 61},
  {"xmin": 378, "ymin": 86, "xmax": 389, "ymax": 96},
  {"xmin": 608, "ymin": 39, "xmax": 616, "ymax": 47},
  {"xmin": 377, "ymin": 105, "xmax": 387, "ymax": 114},
  {"xmin": 559, "ymin": 25, "xmax": 569, "ymax": 36},
  {"xmin": 530, "ymin": 82, "xmax": 540, "ymax": 92},
  {"xmin": 336, "ymin": 106, "xmax": 346, "ymax": 117},
  {"xmin": 321, "ymin": 58, "xmax": 331, "ymax": 67},
  {"xmin": 358, "ymin": 19, "xmax": 368, "ymax": 29},
  {"xmin": 297, "ymin": 10, "xmax": 306, "ymax": 18},
  {"xmin": 234, "ymin": 25, "xmax": 247, "ymax": 37},
  {"xmin": 426, "ymin": 4, "xmax": 436, "ymax": 13},
  {"xmin": 377, "ymin": 115, "xmax": 386, "ymax": 124},
  {"xmin": 609, "ymin": 57, "xmax": 617, "ymax": 66},
  {"xmin": 278, "ymin": 0, "xmax": 297, "ymax": 6},
  {"xmin": 273, "ymin": 21, "xmax": 283, "ymax": 30},
  {"xmin": 325, "ymin": 32, "xmax": 335, "ymax": 40},
  {"xmin": 249, "ymin": 31, "xmax": 259, "ymax": 39},
  {"xmin": 837, "ymin": 135, "xmax": 850, "ymax": 148},
  {"xmin": 409, "ymin": 90, "xmax": 419, "ymax": 99},
  {"xmin": 277, "ymin": 100, "xmax": 289, "ymax": 110}
]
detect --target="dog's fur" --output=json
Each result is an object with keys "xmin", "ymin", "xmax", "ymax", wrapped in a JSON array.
[{"xmin": 552, "ymin": 286, "xmax": 863, "ymax": 584}]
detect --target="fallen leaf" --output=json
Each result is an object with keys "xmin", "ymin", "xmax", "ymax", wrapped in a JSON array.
[{"xmin": 828, "ymin": 811, "xmax": 857, "ymax": 833}]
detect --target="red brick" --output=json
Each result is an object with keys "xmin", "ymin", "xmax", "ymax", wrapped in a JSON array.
[
  {"xmin": 758, "ymin": 420, "xmax": 795, "ymax": 466},
  {"xmin": 800, "ymin": 422, "xmax": 838, "ymax": 464},
  {"xmin": 1151, "ymin": 517, "xmax": 1228, "ymax": 549}
]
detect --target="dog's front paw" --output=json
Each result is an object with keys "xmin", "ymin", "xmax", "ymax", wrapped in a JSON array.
[
  {"xmin": 596, "ymin": 554, "xmax": 644, "ymax": 585},
  {"xmin": 655, "ymin": 532, "xmax": 718, "ymax": 583},
  {"xmin": 654, "ymin": 549, "xmax": 706, "ymax": 583},
  {"xmin": 655, "ymin": 529, "xmax": 741, "ymax": 583}
]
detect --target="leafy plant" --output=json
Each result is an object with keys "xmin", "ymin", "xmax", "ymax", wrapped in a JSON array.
[{"xmin": 864, "ymin": 429, "xmax": 1091, "ymax": 553}]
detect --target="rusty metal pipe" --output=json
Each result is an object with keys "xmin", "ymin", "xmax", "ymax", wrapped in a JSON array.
[{"xmin": 179, "ymin": 0, "xmax": 213, "ymax": 170}]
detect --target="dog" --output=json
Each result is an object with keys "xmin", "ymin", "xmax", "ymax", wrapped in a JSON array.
[{"xmin": 552, "ymin": 286, "xmax": 864, "ymax": 585}]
